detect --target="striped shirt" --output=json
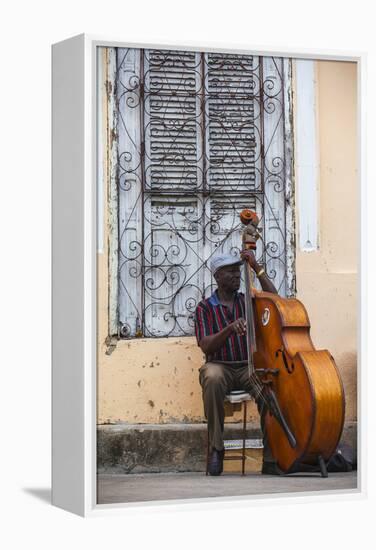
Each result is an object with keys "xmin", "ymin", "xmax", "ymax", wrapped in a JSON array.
[{"xmin": 194, "ymin": 290, "xmax": 248, "ymax": 363}]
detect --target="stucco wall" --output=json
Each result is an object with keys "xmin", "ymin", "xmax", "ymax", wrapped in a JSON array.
[
  {"xmin": 97, "ymin": 58, "xmax": 358, "ymax": 426},
  {"xmin": 295, "ymin": 60, "xmax": 358, "ymax": 421}
]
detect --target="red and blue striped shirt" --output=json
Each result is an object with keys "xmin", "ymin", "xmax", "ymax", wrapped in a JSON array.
[{"xmin": 194, "ymin": 290, "xmax": 248, "ymax": 363}]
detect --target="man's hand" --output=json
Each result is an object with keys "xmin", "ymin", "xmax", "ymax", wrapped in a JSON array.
[
  {"xmin": 199, "ymin": 318, "xmax": 247, "ymax": 355},
  {"xmin": 240, "ymin": 249, "xmax": 258, "ymax": 271},
  {"xmin": 231, "ymin": 318, "xmax": 247, "ymax": 336},
  {"xmin": 241, "ymin": 249, "xmax": 278, "ymax": 295}
]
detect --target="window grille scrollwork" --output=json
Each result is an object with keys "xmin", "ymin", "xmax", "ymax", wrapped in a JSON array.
[{"xmin": 115, "ymin": 48, "xmax": 292, "ymax": 337}]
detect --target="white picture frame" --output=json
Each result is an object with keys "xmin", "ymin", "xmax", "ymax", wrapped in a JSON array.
[{"xmin": 52, "ymin": 34, "xmax": 365, "ymax": 517}]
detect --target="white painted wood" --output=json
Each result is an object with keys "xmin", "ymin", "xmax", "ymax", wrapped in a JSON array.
[
  {"xmin": 117, "ymin": 48, "xmax": 144, "ymax": 336},
  {"xmin": 261, "ymin": 56, "xmax": 288, "ymax": 295},
  {"xmin": 283, "ymin": 58, "xmax": 296, "ymax": 297},
  {"xmin": 142, "ymin": 51, "xmax": 204, "ymax": 336},
  {"xmin": 105, "ymin": 47, "xmax": 120, "ymax": 336},
  {"xmin": 294, "ymin": 59, "xmax": 319, "ymax": 251}
]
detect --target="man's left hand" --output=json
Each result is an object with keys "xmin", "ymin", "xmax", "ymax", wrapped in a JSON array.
[{"xmin": 240, "ymin": 249, "xmax": 258, "ymax": 271}]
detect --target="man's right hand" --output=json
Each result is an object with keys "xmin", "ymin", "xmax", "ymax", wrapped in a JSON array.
[
  {"xmin": 231, "ymin": 318, "xmax": 247, "ymax": 336},
  {"xmin": 198, "ymin": 318, "xmax": 247, "ymax": 356}
]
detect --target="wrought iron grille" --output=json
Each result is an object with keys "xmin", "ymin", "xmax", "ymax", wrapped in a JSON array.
[{"xmin": 115, "ymin": 48, "xmax": 293, "ymax": 338}]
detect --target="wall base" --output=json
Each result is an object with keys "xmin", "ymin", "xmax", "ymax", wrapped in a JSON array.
[{"xmin": 97, "ymin": 421, "xmax": 357, "ymax": 474}]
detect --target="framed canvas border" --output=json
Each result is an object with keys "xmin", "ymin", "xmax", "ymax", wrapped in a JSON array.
[{"xmin": 52, "ymin": 33, "xmax": 366, "ymax": 517}]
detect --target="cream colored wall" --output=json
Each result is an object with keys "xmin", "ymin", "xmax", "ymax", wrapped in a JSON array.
[
  {"xmin": 97, "ymin": 58, "xmax": 358, "ymax": 426},
  {"xmin": 295, "ymin": 61, "xmax": 358, "ymax": 422},
  {"xmin": 98, "ymin": 249, "xmax": 258, "ymax": 423}
]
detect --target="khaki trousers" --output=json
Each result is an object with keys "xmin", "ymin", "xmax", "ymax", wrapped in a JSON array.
[{"xmin": 199, "ymin": 361, "xmax": 273, "ymax": 461}]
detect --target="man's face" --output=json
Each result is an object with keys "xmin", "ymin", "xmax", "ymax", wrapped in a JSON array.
[{"xmin": 215, "ymin": 264, "xmax": 242, "ymax": 292}]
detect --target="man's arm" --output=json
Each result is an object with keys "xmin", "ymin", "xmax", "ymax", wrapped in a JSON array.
[
  {"xmin": 198, "ymin": 319, "xmax": 246, "ymax": 356},
  {"xmin": 241, "ymin": 250, "xmax": 278, "ymax": 294},
  {"xmin": 195, "ymin": 302, "xmax": 247, "ymax": 356}
]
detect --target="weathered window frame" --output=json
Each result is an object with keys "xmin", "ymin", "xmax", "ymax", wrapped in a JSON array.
[{"xmin": 99, "ymin": 46, "xmax": 296, "ymax": 338}]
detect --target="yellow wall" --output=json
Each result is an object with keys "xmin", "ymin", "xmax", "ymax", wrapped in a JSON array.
[
  {"xmin": 295, "ymin": 60, "xmax": 358, "ymax": 420},
  {"xmin": 97, "ymin": 58, "xmax": 358, "ymax": 426}
]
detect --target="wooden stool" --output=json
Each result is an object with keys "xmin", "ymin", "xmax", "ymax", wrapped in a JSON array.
[{"xmin": 206, "ymin": 390, "xmax": 253, "ymax": 476}]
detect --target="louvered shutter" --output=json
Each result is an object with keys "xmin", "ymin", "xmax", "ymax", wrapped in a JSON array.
[
  {"xmin": 204, "ymin": 53, "xmax": 260, "ymax": 282},
  {"xmin": 206, "ymin": 53, "xmax": 257, "ymax": 192},
  {"xmin": 141, "ymin": 50, "xmax": 204, "ymax": 336}
]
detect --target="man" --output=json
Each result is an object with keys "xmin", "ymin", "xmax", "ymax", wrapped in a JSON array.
[{"xmin": 194, "ymin": 250, "xmax": 281, "ymax": 476}]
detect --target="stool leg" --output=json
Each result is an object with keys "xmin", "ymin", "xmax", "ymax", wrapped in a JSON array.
[
  {"xmin": 206, "ymin": 425, "xmax": 209, "ymax": 476},
  {"xmin": 242, "ymin": 401, "xmax": 247, "ymax": 475}
]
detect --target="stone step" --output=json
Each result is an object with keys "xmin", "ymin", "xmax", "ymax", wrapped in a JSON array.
[
  {"xmin": 97, "ymin": 421, "xmax": 357, "ymax": 474},
  {"xmin": 97, "ymin": 423, "xmax": 262, "ymax": 474}
]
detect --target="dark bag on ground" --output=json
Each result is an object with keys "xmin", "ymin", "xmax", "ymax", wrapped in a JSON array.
[{"xmin": 326, "ymin": 443, "xmax": 353, "ymax": 472}]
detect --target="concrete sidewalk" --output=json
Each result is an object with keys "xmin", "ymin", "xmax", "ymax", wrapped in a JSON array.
[{"xmin": 97, "ymin": 470, "xmax": 358, "ymax": 505}]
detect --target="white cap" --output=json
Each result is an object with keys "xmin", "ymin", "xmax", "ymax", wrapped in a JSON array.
[{"xmin": 210, "ymin": 252, "xmax": 242, "ymax": 275}]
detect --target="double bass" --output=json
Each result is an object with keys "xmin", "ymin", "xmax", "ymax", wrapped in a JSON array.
[{"xmin": 240, "ymin": 209, "xmax": 345, "ymax": 476}]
